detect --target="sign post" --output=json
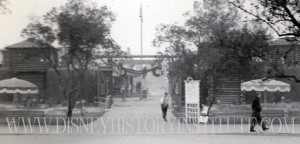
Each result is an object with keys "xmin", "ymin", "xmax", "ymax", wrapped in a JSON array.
[{"xmin": 184, "ymin": 77, "xmax": 200, "ymax": 123}]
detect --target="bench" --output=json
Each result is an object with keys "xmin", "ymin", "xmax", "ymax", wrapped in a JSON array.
[
  {"xmin": 261, "ymin": 110, "xmax": 285, "ymax": 118},
  {"xmin": 210, "ymin": 110, "xmax": 285, "ymax": 118},
  {"xmin": 210, "ymin": 111, "xmax": 252, "ymax": 117},
  {"xmin": 0, "ymin": 110, "xmax": 45, "ymax": 118},
  {"xmin": 0, "ymin": 110, "xmax": 45, "ymax": 124},
  {"xmin": 287, "ymin": 111, "xmax": 300, "ymax": 117}
]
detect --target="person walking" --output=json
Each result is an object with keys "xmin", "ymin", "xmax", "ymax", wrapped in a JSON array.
[
  {"xmin": 121, "ymin": 84, "xmax": 126, "ymax": 102},
  {"xmin": 250, "ymin": 93, "xmax": 269, "ymax": 132},
  {"xmin": 127, "ymin": 84, "xmax": 131, "ymax": 96},
  {"xmin": 160, "ymin": 92, "xmax": 170, "ymax": 121}
]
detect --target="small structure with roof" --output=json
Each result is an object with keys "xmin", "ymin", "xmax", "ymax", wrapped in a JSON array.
[
  {"xmin": 0, "ymin": 77, "xmax": 39, "ymax": 103},
  {"xmin": 269, "ymin": 38, "xmax": 300, "ymax": 65},
  {"xmin": 0, "ymin": 40, "xmax": 57, "ymax": 102}
]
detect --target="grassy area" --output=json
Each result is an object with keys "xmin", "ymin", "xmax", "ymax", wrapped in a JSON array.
[
  {"xmin": 45, "ymin": 106, "xmax": 105, "ymax": 117},
  {"xmin": 0, "ymin": 103, "xmax": 106, "ymax": 125},
  {"xmin": 171, "ymin": 102, "xmax": 300, "ymax": 119}
]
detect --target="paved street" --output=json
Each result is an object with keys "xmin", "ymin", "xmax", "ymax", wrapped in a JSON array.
[
  {"xmin": 1, "ymin": 93, "xmax": 300, "ymax": 143},
  {"xmin": 2, "ymin": 134, "xmax": 300, "ymax": 144}
]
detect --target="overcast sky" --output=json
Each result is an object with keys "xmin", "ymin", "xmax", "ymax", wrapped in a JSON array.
[{"xmin": 0, "ymin": 0, "xmax": 196, "ymax": 55}]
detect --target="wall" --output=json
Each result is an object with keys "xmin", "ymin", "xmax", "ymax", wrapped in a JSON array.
[
  {"xmin": 45, "ymin": 69, "xmax": 112, "ymax": 104},
  {"xmin": 8, "ymin": 48, "xmax": 48, "ymax": 71}
]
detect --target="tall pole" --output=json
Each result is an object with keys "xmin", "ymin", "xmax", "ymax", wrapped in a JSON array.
[
  {"xmin": 139, "ymin": 4, "xmax": 144, "ymax": 99},
  {"xmin": 140, "ymin": 3, "xmax": 143, "ymax": 60}
]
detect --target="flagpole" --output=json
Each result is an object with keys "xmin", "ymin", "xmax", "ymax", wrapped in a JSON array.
[
  {"xmin": 140, "ymin": 3, "xmax": 145, "ymax": 100},
  {"xmin": 140, "ymin": 3, "xmax": 143, "ymax": 60}
]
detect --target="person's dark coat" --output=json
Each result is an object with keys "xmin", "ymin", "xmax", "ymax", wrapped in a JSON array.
[{"xmin": 252, "ymin": 96, "xmax": 262, "ymax": 112}]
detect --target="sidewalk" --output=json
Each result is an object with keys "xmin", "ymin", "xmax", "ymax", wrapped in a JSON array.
[
  {"xmin": 1, "ymin": 93, "xmax": 300, "ymax": 134},
  {"xmin": 91, "ymin": 94, "xmax": 300, "ymax": 134},
  {"xmin": 108, "ymin": 93, "xmax": 172, "ymax": 118}
]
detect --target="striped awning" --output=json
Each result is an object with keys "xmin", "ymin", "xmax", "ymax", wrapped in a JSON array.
[
  {"xmin": 241, "ymin": 78, "xmax": 290, "ymax": 92},
  {"xmin": 0, "ymin": 78, "xmax": 39, "ymax": 94}
]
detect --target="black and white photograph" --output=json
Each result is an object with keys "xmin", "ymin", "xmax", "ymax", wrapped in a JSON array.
[{"xmin": 1, "ymin": 0, "xmax": 300, "ymax": 144}]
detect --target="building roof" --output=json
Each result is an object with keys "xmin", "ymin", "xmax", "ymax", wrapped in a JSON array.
[
  {"xmin": 5, "ymin": 40, "xmax": 44, "ymax": 49},
  {"xmin": 270, "ymin": 38, "xmax": 300, "ymax": 46}
]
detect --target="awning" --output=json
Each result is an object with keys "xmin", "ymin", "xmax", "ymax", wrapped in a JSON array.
[
  {"xmin": 241, "ymin": 78, "xmax": 290, "ymax": 92},
  {"xmin": 0, "ymin": 78, "xmax": 39, "ymax": 94}
]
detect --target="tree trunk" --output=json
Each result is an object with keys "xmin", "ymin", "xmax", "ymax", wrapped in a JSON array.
[
  {"xmin": 67, "ymin": 104, "xmax": 73, "ymax": 118},
  {"xmin": 67, "ymin": 92, "xmax": 74, "ymax": 118}
]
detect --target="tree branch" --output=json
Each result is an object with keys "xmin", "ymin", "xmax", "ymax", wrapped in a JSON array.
[
  {"xmin": 227, "ymin": 0, "xmax": 300, "ymax": 37},
  {"xmin": 280, "ymin": 2, "xmax": 300, "ymax": 29}
]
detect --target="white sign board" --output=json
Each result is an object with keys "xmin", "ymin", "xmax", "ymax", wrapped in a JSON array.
[
  {"xmin": 185, "ymin": 80, "xmax": 200, "ymax": 103},
  {"xmin": 184, "ymin": 77, "xmax": 200, "ymax": 123}
]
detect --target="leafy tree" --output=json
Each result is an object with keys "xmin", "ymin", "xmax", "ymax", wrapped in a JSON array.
[
  {"xmin": 154, "ymin": 0, "xmax": 270, "ymax": 78},
  {"xmin": 227, "ymin": 0, "xmax": 300, "ymax": 82},
  {"xmin": 154, "ymin": 0, "xmax": 245, "ymax": 75},
  {"xmin": 211, "ymin": 25, "xmax": 272, "ymax": 80},
  {"xmin": 154, "ymin": 0, "xmax": 271, "ymax": 108},
  {"xmin": 227, "ymin": 0, "xmax": 300, "ymax": 38},
  {"xmin": 22, "ymin": 0, "xmax": 120, "ymax": 117}
]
